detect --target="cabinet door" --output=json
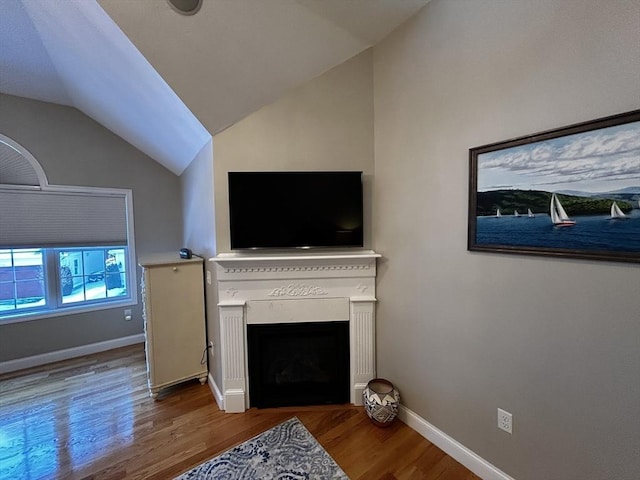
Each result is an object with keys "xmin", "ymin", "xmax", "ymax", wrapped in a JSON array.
[{"xmin": 146, "ymin": 263, "xmax": 205, "ymax": 387}]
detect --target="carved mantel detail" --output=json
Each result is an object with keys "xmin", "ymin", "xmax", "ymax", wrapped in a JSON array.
[
  {"xmin": 222, "ymin": 264, "xmax": 370, "ymax": 274},
  {"xmin": 268, "ymin": 283, "xmax": 328, "ymax": 297}
]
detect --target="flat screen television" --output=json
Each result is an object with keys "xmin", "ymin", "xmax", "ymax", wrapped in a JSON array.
[{"xmin": 228, "ymin": 171, "xmax": 363, "ymax": 250}]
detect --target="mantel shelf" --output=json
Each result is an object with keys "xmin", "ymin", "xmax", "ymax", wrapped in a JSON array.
[{"xmin": 209, "ymin": 250, "xmax": 380, "ymax": 265}]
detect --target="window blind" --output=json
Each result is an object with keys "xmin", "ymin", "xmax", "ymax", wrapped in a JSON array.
[
  {"xmin": 0, "ymin": 188, "xmax": 130, "ymax": 248},
  {"xmin": 0, "ymin": 139, "xmax": 41, "ymax": 186}
]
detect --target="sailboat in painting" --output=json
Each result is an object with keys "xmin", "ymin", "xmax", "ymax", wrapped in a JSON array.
[
  {"xmin": 513, "ymin": 209, "xmax": 520, "ymax": 217},
  {"xmin": 550, "ymin": 193, "xmax": 576, "ymax": 227},
  {"xmin": 496, "ymin": 208, "xmax": 502, "ymax": 217},
  {"xmin": 527, "ymin": 208, "xmax": 535, "ymax": 218},
  {"xmin": 610, "ymin": 201, "xmax": 627, "ymax": 219}
]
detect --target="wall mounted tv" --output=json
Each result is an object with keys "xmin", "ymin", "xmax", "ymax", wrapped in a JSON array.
[{"xmin": 228, "ymin": 171, "xmax": 364, "ymax": 250}]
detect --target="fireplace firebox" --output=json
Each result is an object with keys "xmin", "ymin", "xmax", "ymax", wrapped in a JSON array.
[{"xmin": 247, "ymin": 321, "xmax": 349, "ymax": 408}]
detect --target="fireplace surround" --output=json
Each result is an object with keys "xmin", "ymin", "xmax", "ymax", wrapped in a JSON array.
[{"xmin": 210, "ymin": 250, "xmax": 380, "ymax": 412}]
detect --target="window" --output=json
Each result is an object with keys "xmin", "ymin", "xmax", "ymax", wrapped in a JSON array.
[
  {"xmin": 0, "ymin": 246, "xmax": 131, "ymax": 319},
  {"xmin": 0, "ymin": 249, "xmax": 45, "ymax": 313},
  {"xmin": 0, "ymin": 133, "xmax": 137, "ymax": 323},
  {"xmin": 60, "ymin": 248, "xmax": 128, "ymax": 305}
]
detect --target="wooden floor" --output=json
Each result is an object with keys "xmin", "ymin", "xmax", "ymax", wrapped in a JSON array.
[{"xmin": 0, "ymin": 344, "xmax": 480, "ymax": 480}]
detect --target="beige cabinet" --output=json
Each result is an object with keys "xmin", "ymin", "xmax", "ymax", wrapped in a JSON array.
[{"xmin": 139, "ymin": 255, "xmax": 207, "ymax": 399}]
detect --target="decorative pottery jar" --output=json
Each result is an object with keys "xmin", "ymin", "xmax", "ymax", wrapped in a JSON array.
[{"xmin": 363, "ymin": 378, "xmax": 400, "ymax": 427}]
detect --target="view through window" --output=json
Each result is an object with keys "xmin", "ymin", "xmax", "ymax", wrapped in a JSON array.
[{"xmin": 0, "ymin": 247, "xmax": 129, "ymax": 319}]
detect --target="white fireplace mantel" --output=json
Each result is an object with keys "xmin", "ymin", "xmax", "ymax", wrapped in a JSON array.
[{"xmin": 210, "ymin": 250, "xmax": 380, "ymax": 412}]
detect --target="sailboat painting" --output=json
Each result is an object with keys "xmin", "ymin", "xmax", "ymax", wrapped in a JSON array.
[
  {"xmin": 610, "ymin": 202, "xmax": 627, "ymax": 219},
  {"xmin": 468, "ymin": 109, "xmax": 640, "ymax": 263},
  {"xmin": 550, "ymin": 194, "xmax": 576, "ymax": 226}
]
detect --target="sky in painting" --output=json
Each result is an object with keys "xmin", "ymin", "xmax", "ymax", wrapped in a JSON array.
[{"xmin": 477, "ymin": 120, "xmax": 640, "ymax": 193}]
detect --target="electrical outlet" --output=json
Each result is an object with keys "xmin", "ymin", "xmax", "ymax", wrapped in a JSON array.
[
  {"xmin": 206, "ymin": 270, "xmax": 212, "ymax": 285},
  {"xmin": 124, "ymin": 309, "xmax": 132, "ymax": 321},
  {"xmin": 497, "ymin": 408, "xmax": 512, "ymax": 434}
]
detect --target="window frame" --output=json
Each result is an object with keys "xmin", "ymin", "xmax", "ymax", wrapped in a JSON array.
[
  {"xmin": 0, "ymin": 133, "xmax": 138, "ymax": 325},
  {"xmin": 0, "ymin": 186, "xmax": 137, "ymax": 325}
]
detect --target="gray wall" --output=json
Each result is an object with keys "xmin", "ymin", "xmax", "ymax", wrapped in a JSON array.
[
  {"xmin": 0, "ymin": 93, "xmax": 183, "ymax": 361},
  {"xmin": 213, "ymin": 49, "xmax": 375, "ymax": 253},
  {"xmin": 180, "ymin": 138, "xmax": 219, "ymax": 386},
  {"xmin": 373, "ymin": 1, "xmax": 640, "ymax": 479}
]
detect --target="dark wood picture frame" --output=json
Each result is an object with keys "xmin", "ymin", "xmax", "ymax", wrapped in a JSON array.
[{"xmin": 468, "ymin": 110, "xmax": 640, "ymax": 263}]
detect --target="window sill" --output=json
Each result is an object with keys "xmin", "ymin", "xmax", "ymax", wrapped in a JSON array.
[{"xmin": 0, "ymin": 298, "xmax": 137, "ymax": 326}]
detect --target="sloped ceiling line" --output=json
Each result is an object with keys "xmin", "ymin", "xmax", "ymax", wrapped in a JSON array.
[
  {"xmin": 0, "ymin": 0, "xmax": 429, "ymax": 174},
  {"xmin": 20, "ymin": 0, "xmax": 211, "ymax": 176}
]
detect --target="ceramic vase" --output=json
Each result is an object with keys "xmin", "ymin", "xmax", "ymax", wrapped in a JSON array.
[{"xmin": 362, "ymin": 378, "xmax": 400, "ymax": 427}]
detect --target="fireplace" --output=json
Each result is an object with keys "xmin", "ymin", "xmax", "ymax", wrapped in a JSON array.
[
  {"xmin": 247, "ymin": 321, "xmax": 349, "ymax": 408},
  {"xmin": 210, "ymin": 250, "xmax": 379, "ymax": 413}
]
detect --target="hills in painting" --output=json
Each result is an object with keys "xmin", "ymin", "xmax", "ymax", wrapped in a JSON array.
[{"xmin": 476, "ymin": 189, "xmax": 638, "ymax": 217}]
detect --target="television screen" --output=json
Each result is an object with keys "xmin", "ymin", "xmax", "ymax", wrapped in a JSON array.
[{"xmin": 228, "ymin": 171, "xmax": 364, "ymax": 250}]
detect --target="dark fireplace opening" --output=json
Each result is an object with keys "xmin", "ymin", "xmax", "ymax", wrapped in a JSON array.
[{"xmin": 247, "ymin": 321, "xmax": 349, "ymax": 408}]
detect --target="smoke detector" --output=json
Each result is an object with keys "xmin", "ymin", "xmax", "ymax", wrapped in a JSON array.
[{"xmin": 167, "ymin": 0, "xmax": 203, "ymax": 15}]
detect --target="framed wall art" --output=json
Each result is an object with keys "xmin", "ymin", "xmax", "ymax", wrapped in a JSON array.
[{"xmin": 468, "ymin": 109, "xmax": 640, "ymax": 263}]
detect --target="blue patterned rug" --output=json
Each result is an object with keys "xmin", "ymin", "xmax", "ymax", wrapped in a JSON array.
[{"xmin": 174, "ymin": 417, "xmax": 349, "ymax": 479}]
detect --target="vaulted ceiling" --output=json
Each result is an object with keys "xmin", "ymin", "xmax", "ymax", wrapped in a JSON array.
[{"xmin": 0, "ymin": 0, "xmax": 429, "ymax": 174}]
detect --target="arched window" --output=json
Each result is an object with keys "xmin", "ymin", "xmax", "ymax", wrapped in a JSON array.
[{"xmin": 0, "ymin": 133, "xmax": 137, "ymax": 323}]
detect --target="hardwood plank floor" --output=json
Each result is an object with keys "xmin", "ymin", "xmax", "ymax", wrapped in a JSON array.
[{"xmin": 0, "ymin": 344, "xmax": 480, "ymax": 480}]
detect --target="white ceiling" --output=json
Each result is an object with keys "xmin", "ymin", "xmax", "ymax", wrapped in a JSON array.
[{"xmin": 0, "ymin": 0, "xmax": 429, "ymax": 175}]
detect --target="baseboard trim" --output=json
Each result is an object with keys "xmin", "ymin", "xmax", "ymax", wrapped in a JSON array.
[
  {"xmin": 208, "ymin": 372, "xmax": 225, "ymax": 411},
  {"xmin": 0, "ymin": 334, "xmax": 145, "ymax": 374},
  {"xmin": 398, "ymin": 405, "xmax": 514, "ymax": 480}
]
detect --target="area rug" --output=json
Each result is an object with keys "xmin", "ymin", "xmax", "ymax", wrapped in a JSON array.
[{"xmin": 174, "ymin": 417, "xmax": 349, "ymax": 479}]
